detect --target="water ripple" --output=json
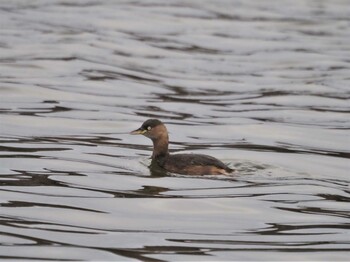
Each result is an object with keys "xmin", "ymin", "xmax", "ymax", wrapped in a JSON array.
[{"xmin": 1, "ymin": 0, "xmax": 350, "ymax": 261}]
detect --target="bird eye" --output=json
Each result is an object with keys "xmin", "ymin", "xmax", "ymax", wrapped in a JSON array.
[{"xmin": 147, "ymin": 126, "xmax": 151, "ymax": 131}]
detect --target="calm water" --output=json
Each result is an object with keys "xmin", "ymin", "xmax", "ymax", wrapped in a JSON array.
[{"xmin": 1, "ymin": 0, "xmax": 350, "ymax": 261}]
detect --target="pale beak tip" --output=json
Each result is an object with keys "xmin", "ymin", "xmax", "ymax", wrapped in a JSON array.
[{"xmin": 130, "ymin": 130, "xmax": 139, "ymax": 135}]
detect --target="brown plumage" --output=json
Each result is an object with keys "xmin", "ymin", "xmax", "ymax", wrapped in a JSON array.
[{"xmin": 131, "ymin": 119, "xmax": 233, "ymax": 176}]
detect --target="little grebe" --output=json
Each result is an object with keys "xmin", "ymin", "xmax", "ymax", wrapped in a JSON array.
[{"xmin": 131, "ymin": 119, "xmax": 233, "ymax": 175}]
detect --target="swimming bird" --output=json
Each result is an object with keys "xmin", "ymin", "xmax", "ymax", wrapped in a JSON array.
[{"xmin": 131, "ymin": 119, "xmax": 233, "ymax": 175}]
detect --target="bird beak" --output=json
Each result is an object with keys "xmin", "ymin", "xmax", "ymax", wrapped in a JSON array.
[{"xmin": 130, "ymin": 127, "xmax": 146, "ymax": 135}]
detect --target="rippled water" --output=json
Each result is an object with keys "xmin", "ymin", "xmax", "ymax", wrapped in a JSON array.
[{"xmin": 1, "ymin": 0, "xmax": 350, "ymax": 261}]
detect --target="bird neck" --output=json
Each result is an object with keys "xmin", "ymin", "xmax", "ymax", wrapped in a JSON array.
[{"xmin": 152, "ymin": 134, "xmax": 169, "ymax": 160}]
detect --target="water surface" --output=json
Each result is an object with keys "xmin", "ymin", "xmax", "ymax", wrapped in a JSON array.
[{"xmin": 0, "ymin": 0, "xmax": 349, "ymax": 261}]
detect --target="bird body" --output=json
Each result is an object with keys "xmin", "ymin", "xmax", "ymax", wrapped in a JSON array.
[{"xmin": 131, "ymin": 119, "xmax": 233, "ymax": 176}]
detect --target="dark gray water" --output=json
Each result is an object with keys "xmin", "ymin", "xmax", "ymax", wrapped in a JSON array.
[{"xmin": 1, "ymin": 0, "xmax": 350, "ymax": 261}]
